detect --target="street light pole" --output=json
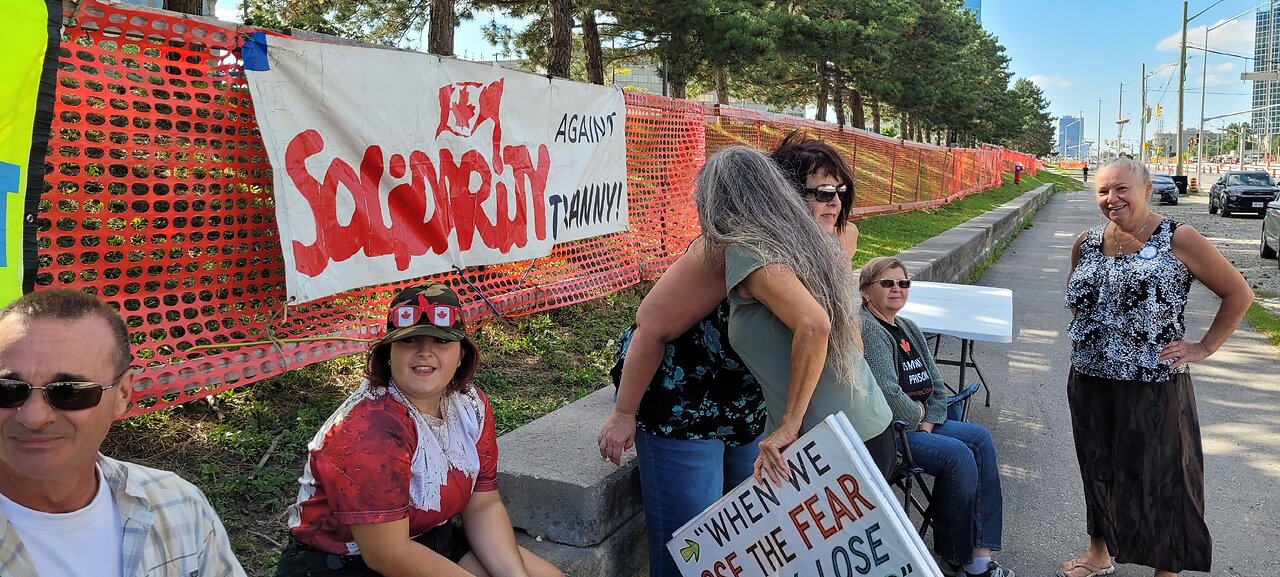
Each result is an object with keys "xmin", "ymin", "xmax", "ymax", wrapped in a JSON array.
[
  {"xmin": 1198, "ymin": 25, "xmax": 1208, "ymax": 175},
  {"xmin": 1176, "ymin": 0, "xmax": 1188, "ymax": 176},
  {"xmin": 1118, "ymin": 82, "xmax": 1124, "ymax": 156},
  {"xmin": 1140, "ymin": 62, "xmax": 1147, "ymax": 163},
  {"xmin": 1098, "ymin": 99, "xmax": 1103, "ymax": 160}
]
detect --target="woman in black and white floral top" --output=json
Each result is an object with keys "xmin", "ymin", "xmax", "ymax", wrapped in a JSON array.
[{"xmin": 1059, "ymin": 158, "xmax": 1253, "ymax": 577}]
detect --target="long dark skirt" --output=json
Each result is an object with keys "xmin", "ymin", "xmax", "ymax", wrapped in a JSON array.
[{"xmin": 1066, "ymin": 367, "xmax": 1211, "ymax": 573}]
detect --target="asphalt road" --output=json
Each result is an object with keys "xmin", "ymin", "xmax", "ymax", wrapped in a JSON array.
[{"xmin": 925, "ymin": 183, "xmax": 1280, "ymax": 577}]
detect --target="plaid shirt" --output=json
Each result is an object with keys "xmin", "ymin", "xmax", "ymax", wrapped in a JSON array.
[{"xmin": 0, "ymin": 455, "xmax": 246, "ymax": 577}]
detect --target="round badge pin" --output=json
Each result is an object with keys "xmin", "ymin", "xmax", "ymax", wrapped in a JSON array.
[{"xmin": 1138, "ymin": 244, "xmax": 1158, "ymax": 260}]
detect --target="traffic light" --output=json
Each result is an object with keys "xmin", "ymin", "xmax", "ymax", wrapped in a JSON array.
[{"xmin": 1156, "ymin": 104, "xmax": 1163, "ymax": 119}]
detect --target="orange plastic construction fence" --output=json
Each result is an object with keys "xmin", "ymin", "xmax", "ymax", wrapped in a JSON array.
[{"xmin": 38, "ymin": 0, "xmax": 1038, "ymax": 418}]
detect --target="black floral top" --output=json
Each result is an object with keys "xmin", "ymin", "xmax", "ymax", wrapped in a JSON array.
[
  {"xmin": 1066, "ymin": 219, "xmax": 1193, "ymax": 382},
  {"xmin": 610, "ymin": 300, "xmax": 766, "ymax": 446}
]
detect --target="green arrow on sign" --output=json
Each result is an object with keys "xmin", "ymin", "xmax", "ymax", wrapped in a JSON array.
[{"xmin": 679, "ymin": 539, "xmax": 700, "ymax": 563}]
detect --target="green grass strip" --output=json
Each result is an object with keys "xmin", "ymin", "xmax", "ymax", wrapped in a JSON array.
[
  {"xmin": 1244, "ymin": 301, "xmax": 1280, "ymax": 350},
  {"xmin": 854, "ymin": 170, "xmax": 1081, "ymax": 268}
]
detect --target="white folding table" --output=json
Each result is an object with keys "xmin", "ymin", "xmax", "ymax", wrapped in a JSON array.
[{"xmin": 896, "ymin": 281, "xmax": 1013, "ymax": 407}]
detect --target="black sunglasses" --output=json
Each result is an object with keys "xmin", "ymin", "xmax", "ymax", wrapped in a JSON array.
[
  {"xmin": 876, "ymin": 279, "xmax": 912, "ymax": 289},
  {"xmin": 800, "ymin": 183, "xmax": 847, "ymax": 203},
  {"xmin": 0, "ymin": 368, "xmax": 130, "ymax": 411}
]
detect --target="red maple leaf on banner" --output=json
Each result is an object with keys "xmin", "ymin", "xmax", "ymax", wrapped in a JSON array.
[{"xmin": 450, "ymin": 88, "xmax": 477, "ymax": 129}]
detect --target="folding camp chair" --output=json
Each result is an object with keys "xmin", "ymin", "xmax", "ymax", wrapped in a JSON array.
[{"xmin": 889, "ymin": 381, "xmax": 982, "ymax": 536}]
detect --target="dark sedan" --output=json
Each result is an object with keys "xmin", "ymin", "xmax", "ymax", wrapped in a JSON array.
[
  {"xmin": 1209, "ymin": 171, "xmax": 1280, "ymax": 217},
  {"xmin": 1151, "ymin": 174, "xmax": 1179, "ymax": 205},
  {"xmin": 1261, "ymin": 193, "xmax": 1280, "ymax": 270}
]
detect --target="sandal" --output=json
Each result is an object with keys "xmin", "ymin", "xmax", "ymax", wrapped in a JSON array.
[{"xmin": 1057, "ymin": 557, "xmax": 1115, "ymax": 577}]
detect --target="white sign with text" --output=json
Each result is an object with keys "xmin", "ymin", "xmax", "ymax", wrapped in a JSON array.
[
  {"xmin": 667, "ymin": 414, "xmax": 941, "ymax": 577},
  {"xmin": 245, "ymin": 35, "xmax": 627, "ymax": 303}
]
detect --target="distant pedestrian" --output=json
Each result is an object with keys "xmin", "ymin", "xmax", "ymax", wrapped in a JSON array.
[
  {"xmin": 1081, "ymin": 164, "xmax": 1089, "ymax": 181},
  {"xmin": 1059, "ymin": 157, "xmax": 1253, "ymax": 577}
]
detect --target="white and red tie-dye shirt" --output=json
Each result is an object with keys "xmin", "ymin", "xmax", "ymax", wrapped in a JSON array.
[{"xmin": 285, "ymin": 381, "xmax": 498, "ymax": 555}]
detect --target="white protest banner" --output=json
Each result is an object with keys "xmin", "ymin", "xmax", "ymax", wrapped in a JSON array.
[
  {"xmin": 667, "ymin": 413, "xmax": 941, "ymax": 577},
  {"xmin": 243, "ymin": 33, "xmax": 627, "ymax": 303}
]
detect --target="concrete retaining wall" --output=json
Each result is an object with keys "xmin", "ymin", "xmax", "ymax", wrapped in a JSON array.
[
  {"xmin": 496, "ymin": 182, "xmax": 1057, "ymax": 577},
  {"xmin": 900, "ymin": 183, "xmax": 1057, "ymax": 283}
]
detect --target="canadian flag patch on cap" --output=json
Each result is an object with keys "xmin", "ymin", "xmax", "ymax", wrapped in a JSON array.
[{"xmin": 392, "ymin": 305, "xmax": 420, "ymax": 328}]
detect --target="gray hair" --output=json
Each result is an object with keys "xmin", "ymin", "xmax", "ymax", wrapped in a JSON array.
[
  {"xmin": 695, "ymin": 146, "xmax": 865, "ymax": 392},
  {"xmin": 1099, "ymin": 157, "xmax": 1151, "ymax": 184}
]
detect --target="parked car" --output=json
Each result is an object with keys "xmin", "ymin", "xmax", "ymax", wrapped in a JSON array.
[
  {"xmin": 1261, "ymin": 193, "xmax": 1280, "ymax": 267},
  {"xmin": 1151, "ymin": 174, "xmax": 1179, "ymax": 205},
  {"xmin": 1209, "ymin": 171, "xmax": 1280, "ymax": 216}
]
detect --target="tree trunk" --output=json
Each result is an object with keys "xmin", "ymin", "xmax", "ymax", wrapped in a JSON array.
[
  {"xmin": 871, "ymin": 98, "xmax": 881, "ymax": 133},
  {"xmin": 547, "ymin": 0, "xmax": 574, "ymax": 78},
  {"xmin": 815, "ymin": 62, "xmax": 829, "ymax": 122},
  {"xmin": 832, "ymin": 67, "xmax": 846, "ymax": 129},
  {"xmin": 671, "ymin": 80, "xmax": 687, "ymax": 99},
  {"xmin": 715, "ymin": 66, "xmax": 729, "ymax": 104},
  {"xmin": 849, "ymin": 87, "xmax": 864, "ymax": 131},
  {"xmin": 427, "ymin": 0, "xmax": 456, "ymax": 56},
  {"xmin": 901, "ymin": 113, "xmax": 910, "ymax": 140},
  {"xmin": 582, "ymin": 9, "xmax": 604, "ymax": 85},
  {"xmin": 164, "ymin": 0, "xmax": 204, "ymax": 14}
]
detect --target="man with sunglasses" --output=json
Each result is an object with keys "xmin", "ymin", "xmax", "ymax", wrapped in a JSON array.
[{"xmin": 0, "ymin": 289, "xmax": 245, "ymax": 577}]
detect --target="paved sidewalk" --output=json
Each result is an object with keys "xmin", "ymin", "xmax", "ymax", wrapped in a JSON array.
[{"xmin": 928, "ymin": 186, "xmax": 1280, "ymax": 577}]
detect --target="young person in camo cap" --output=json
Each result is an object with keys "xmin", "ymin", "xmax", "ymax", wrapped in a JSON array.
[{"xmin": 276, "ymin": 282, "xmax": 562, "ymax": 577}]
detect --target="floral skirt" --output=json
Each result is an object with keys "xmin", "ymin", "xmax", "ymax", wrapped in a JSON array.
[{"xmin": 1066, "ymin": 367, "xmax": 1211, "ymax": 573}]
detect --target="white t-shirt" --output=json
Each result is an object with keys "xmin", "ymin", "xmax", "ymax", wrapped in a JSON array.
[{"xmin": 0, "ymin": 465, "xmax": 124, "ymax": 577}]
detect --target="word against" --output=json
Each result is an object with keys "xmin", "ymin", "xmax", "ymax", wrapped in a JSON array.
[
  {"xmin": 669, "ymin": 415, "xmax": 940, "ymax": 577},
  {"xmin": 553, "ymin": 111, "xmax": 618, "ymax": 143}
]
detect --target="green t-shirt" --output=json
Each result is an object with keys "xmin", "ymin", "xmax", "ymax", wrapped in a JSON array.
[{"xmin": 723, "ymin": 244, "xmax": 892, "ymax": 441}]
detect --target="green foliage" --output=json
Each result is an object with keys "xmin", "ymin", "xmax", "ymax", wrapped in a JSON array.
[
  {"xmin": 1002, "ymin": 78, "xmax": 1055, "ymax": 156},
  {"xmin": 243, "ymin": 0, "xmax": 1050, "ymax": 153}
]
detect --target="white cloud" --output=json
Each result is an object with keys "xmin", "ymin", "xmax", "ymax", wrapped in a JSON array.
[
  {"xmin": 1028, "ymin": 74, "xmax": 1073, "ymax": 88},
  {"xmin": 1213, "ymin": 62, "xmax": 1236, "ymax": 72},
  {"xmin": 214, "ymin": 0, "xmax": 241, "ymax": 23},
  {"xmin": 1158, "ymin": 17, "xmax": 1254, "ymax": 55}
]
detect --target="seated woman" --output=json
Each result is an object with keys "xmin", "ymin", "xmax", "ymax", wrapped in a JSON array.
[
  {"xmin": 596, "ymin": 132, "xmax": 872, "ymax": 577},
  {"xmin": 857, "ymin": 257, "xmax": 1013, "ymax": 577},
  {"xmin": 276, "ymin": 282, "xmax": 563, "ymax": 577}
]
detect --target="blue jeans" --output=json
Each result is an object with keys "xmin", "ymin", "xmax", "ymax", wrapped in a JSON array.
[
  {"xmin": 634, "ymin": 429, "xmax": 761, "ymax": 577},
  {"xmin": 906, "ymin": 420, "xmax": 1003, "ymax": 565}
]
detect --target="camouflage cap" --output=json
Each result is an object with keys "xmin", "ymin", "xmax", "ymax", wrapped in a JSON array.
[{"xmin": 378, "ymin": 282, "xmax": 467, "ymax": 346}]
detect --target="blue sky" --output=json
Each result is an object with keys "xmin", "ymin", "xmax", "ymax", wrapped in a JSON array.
[
  {"xmin": 984, "ymin": 0, "xmax": 1263, "ymax": 143},
  {"xmin": 214, "ymin": 0, "xmax": 1268, "ymax": 144}
]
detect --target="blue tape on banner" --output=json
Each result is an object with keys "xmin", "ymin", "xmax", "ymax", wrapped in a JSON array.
[
  {"xmin": 242, "ymin": 32, "xmax": 270, "ymax": 71},
  {"xmin": 0, "ymin": 161, "xmax": 20, "ymax": 267}
]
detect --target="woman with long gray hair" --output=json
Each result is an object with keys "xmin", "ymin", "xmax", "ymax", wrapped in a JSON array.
[
  {"xmin": 697, "ymin": 145, "xmax": 893, "ymax": 483},
  {"xmin": 597, "ymin": 133, "xmax": 883, "ymax": 577}
]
